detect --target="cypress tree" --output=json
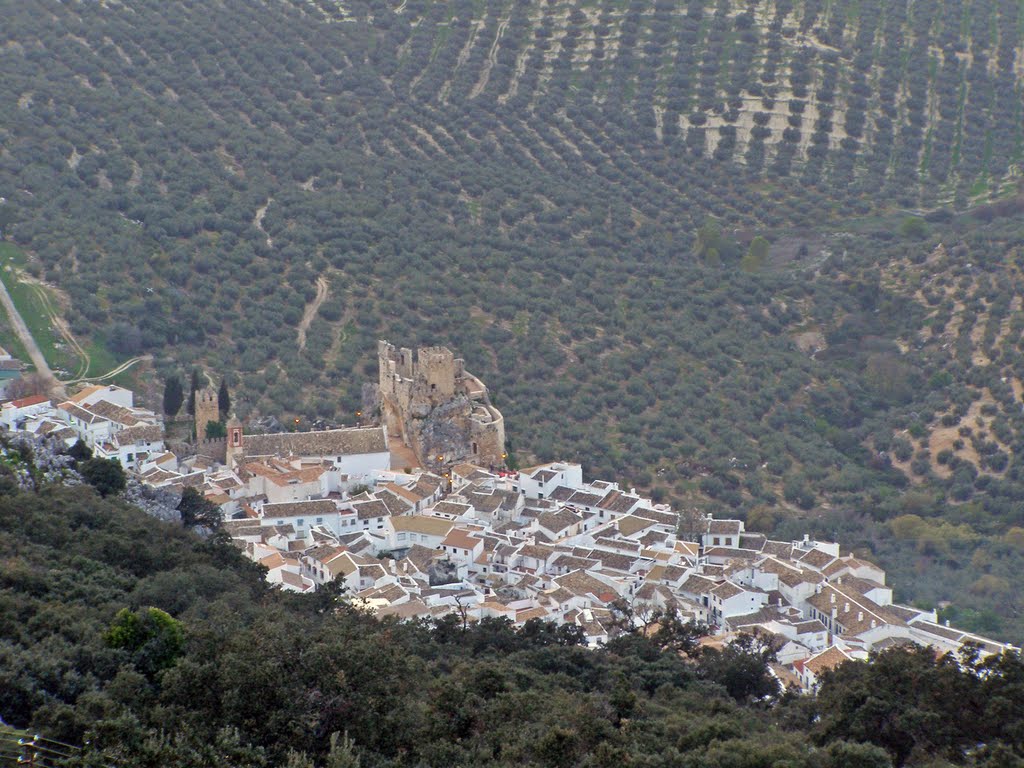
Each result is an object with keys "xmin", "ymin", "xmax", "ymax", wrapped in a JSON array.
[
  {"xmin": 218, "ymin": 378, "xmax": 231, "ymax": 418},
  {"xmin": 186, "ymin": 369, "xmax": 201, "ymax": 415},
  {"xmin": 163, "ymin": 374, "xmax": 184, "ymax": 416}
]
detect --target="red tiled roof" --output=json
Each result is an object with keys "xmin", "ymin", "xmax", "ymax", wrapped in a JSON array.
[{"xmin": 7, "ymin": 394, "xmax": 48, "ymax": 408}]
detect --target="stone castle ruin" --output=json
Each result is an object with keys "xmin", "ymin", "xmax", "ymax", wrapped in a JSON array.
[
  {"xmin": 375, "ymin": 340, "xmax": 505, "ymax": 472},
  {"xmin": 194, "ymin": 386, "xmax": 220, "ymax": 440}
]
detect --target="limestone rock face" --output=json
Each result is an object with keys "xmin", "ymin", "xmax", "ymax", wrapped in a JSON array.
[
  {"xmin": 124, "ymin": 479, "xmax": 182, "ymax": 523},
  {"xmin": 417, "ymin": 397, "xmax": 474, "ymax": 464}
]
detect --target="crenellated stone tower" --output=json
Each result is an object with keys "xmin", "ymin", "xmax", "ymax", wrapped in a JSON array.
[
  {"xmin": 194, "ymin": 386, "xmax": 219, "ymax": 440},
  {"xmin": 376, "ymin": 340, "xmax": 505, "ymax": 472}
]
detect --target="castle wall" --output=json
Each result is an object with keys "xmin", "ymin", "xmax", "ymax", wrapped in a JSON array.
[
  {"xmin": 195, "ymin": 388, "xmax": 219, "ymax": 440},
  {"xmin": 195, "ymin": 436, "xmax": 227, "ymax": 464},
  {"xmin": 417, "ymin": 346, "xmax": 457, "ymax": 401},
  {"xmin": 376, "ymin": 340, "xmax": 506, "ymax": 471},
  {"xmin": 470, "ymin": 406, "xmax": 505, "ymax": 468}
]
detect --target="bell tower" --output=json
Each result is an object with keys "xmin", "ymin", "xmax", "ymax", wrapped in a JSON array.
[{"xmin": 225, "ymin": 415, "xmax": 243, "ymax": 468}]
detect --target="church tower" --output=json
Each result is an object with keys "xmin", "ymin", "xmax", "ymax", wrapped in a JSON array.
[{"xmin": 225, "ymin": 415, "xmax": 243, "ymax": 468}]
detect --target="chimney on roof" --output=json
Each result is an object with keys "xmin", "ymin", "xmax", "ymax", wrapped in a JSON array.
[
  {"xmin": 871, "ymin": 619, "xmax": 876, "ymax": 629},
  {"xmin": 830, "ymin": 593, "xmax": 835, "ymax": 604},
  {"xmin": 857, "ymin": 611, "xmax": 863, "ymax": 622},
  {"xmin": 844, "ymin": 602, "xmax": 850, "ymax": 613}
]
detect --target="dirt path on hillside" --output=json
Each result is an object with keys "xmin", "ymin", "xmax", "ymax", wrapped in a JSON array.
[
  {"xmin": 296, "ymin": 275, "xmax": 329, "ymax": 351},
  {"xmin": 65, "ymin": 355, "xmax": 151, "ymax": 385},
  {"xmin": 253, "ymin": 198, "xmax": 273, "ymax": 248},
  {"xmin": 470, "ymin": 15, "xmax": 509, "ymax": 99},
  {"xmin": 25, "ymin": 280, "xmax": 89, "ymax": 379},
  {"xmin": 0, "ymin": 267, "xmax": 63, "ymax": 398}
]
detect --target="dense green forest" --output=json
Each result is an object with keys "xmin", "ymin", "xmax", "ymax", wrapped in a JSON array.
[
  {"xmin": 4, "ymin": 451, "xmax": 1024, "ymax": 768},
  {"xmin": 2, "ymin": 0, "xmax": 1024, "ymax": 639}
]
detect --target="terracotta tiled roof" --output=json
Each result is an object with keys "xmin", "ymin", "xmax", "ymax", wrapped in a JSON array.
[
  {"xmin": 739, "ymin": 533, "xmax": 767, "ymax": 550},
  {"xmin": 400, "ymin": 544, "xmax": 441, "ymax": 572},
  {"xmin": 263, "ymin": 499, "xmax": 338, "ymax": 518},
  {"xmin": 378, "ymin": 599, "xmax": 430, "ymax": 619},
  {"xmin": 280, "ymin": 570, "xmax": 312, "ymax": 591},
  {"xmin": 516, "ymin": 543, "xmax": 556, "ymax": 561},
  {"xmin": 390, "ymin": 515, "xmax": 454, "ymax": 536},
  {"xmin": 548, "ymin": 485, "xmax": 576, "ymax": 502},
  {"xmin": 632, "ymin": 508, "xmax": 678, "ymax": 526},
  {"xmin": 59, "ymin": 402, "xmax": 102, "ymax": 423},
  {"xmin": 761, "ymin": 540, "xmax": 794, "ymax": 558},
  {"xmin": 384, "ymin": 482, "xmax": 424, "ymax": 504},
  {"xmin": 712, "ymin": 581, "xmax": 745, "ymax": 599},
  {"xmin": 803, "ymin": 646, "xmax": 852, "ymax": 675},
  {"xmin": 551, "ymin": 554, "xmax": 599, "ymax": 571},
  {"xmin": 260, "ymin": 553, "xmax": 286, "ymax": 570},
  {"xmin": 67, "ymin": 384, "xmax": 104, "ymax": 403},
  {"xmin": 616, "ymin": 515, "xmax": 657, "ymax": 537},
  {"xmin": 597, "ymin": 490, "xmax": 639, "ymax": 513},
  {"xmin": 113, "ymin": 425, "xmax": 163, "ymax": 446},
  {"xmin": 834, "ymin": 575, "xmax": 887, "ymax": 595},
  {"xmin": 552, "ymin": 570, "xmax": 616, "ymax": 602},
  {"xmin": 84, "ymin": 400, "xmax": 144, "ymax": 426},
  {"xmin": 704, "ymin": 546, "xmax": 759, "ymax": 561},
  {"xmin": 265, "ymin": 466, "xmax": 326, "ymax": 486},
  {"xmin": 807, "ymin": 585, "xmax": 903, "ymax": 635},
  {"xmin": 353, "ymin": 499, "xmax": 389, "ymax": 519},
  {"xmin": 585, "ymin": 549, "xmax": 636, "ymax": 572},
  {"xmin": 537, "ymin": 509, "xmax": 581, "ymax": 535},
  {"xmin": 679, "ymin": 574, "xmax": 719, "ymax": 596},
  {"xmin": 516, "ymin": 606, "xmax": 550, "ymax": 622},
  {"xmin": 241, "ymin": 426, "xmax": 387, "ymax": 459},
  {"xmin": 442, "ymin": 528, "xmax": 483, "ymax": 551},
  {"xmin": 793, "ymin": 620, "xmax": 827, "ymax": 634},
  {"xmin": 707, "ymin": 519, "xmax": 742, "ymax": 535},
  {"xmin": 6, "ymin": 394, "xmax": 48, "ymax": 408},
  {"xmin": 567, "ymin": 490, "xmax": 603, "ymax": 507},
  {"xmin": 593, "ymin": 537, "xmax": 641, "ymax": 553},
  {"xmin": 432, "ymin": 500, "xmax": 471, "ymax": 516},
  {"xmin": 376, "ymin": 488, "xmax": 414, "ymax": 515},
  {"xmin": 798, "ymin": 548, "xmax": 837, "ymax": 569}
]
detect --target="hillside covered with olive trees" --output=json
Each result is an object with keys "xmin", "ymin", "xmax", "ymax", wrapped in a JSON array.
[
  {"xmin": 2, "ymin": 0, "xmax": 1024, "ymax": 638},
  {"xmin": 4, "ymin": 448, "xmax": 1024, "ymax": 768}
]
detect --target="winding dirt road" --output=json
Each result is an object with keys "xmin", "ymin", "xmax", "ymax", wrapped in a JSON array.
[
  {"xmin": 0, "ymin": 268, "xmax": 64, "ymax": 397},
  {"xmin": 296, "ymin": 275, "xmax": 329, "ymax": 351},
  {"xmin": 65, "ymin": 355, "xmax": 151, "ymax": 385}
]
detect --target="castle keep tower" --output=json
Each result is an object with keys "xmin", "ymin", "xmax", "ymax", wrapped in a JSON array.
[
  {"xmin": 194, "ymin": 386, "xmax": 219, "ymax": 440},
  {"xmin": 376, "ymin": 340, "xmax": 505, "ymax": 472}
]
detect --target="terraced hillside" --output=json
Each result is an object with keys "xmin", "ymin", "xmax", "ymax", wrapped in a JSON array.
[{"xmin": 2, "ymin": 0, "xmax": 1024, "ymax": 636}]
